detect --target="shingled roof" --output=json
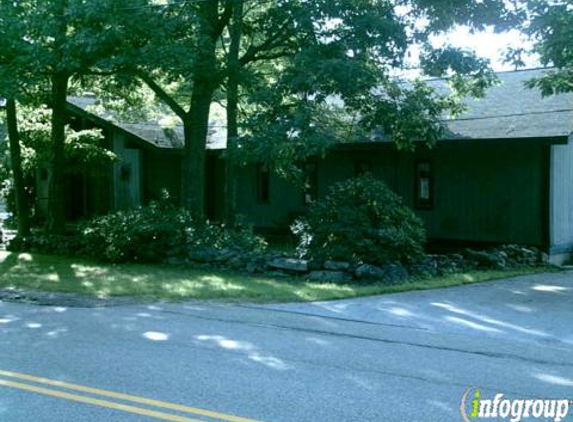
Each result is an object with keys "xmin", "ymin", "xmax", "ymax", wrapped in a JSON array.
[
  {"xmin": 67, "ymin": 96, "xmax": 226, "ymax": 150},
  {"xmin": 67, "ymin": 68, "xmax": 573, "ymax": 150},
  {"xmin": 441, "ymin": 68, "xmax": 573, "ymax": 140}
]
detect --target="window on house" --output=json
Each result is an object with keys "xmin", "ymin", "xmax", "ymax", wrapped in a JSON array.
[
  {"xmin": 355, "ymin": 161, "xmax": 372, "ymax": 176},
  {"xmin": 256, "ymin": 163, "xmax": 270, "ymax": 204},
  {"xmin": 303, "ymin": 162, "xmax": 318, "ymax": 205},
  {"xmin": 415, "ymin": 161, "xmax": 433, "ymax": 209}
]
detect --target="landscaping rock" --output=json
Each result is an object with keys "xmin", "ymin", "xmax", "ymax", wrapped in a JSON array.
[
  {"xmin": 465, "ymin": 249, "xmax": 507, "ymax": 269},
  {"xmin": 355, "ymin": 264, "xmax": 385, "ymax": 280},
  {"xmin": 324, "ymin": 260, "xmax": 351, "ymax": 271},
  {"xmin": 496, "ymin": 244, "xmax": 542, "ymax": 266},
  {"xmin": 212, "ymin": 248, "xmax": 237, "ymax": 262},
  {"xmin": 265, "ymin": 271, "xmax": 290, "ymax": 278},
  {"xmin": 307, "ymin": 271, "xmax": 353, "ymax": 283},
  {"xmin": 227, "ymin": 256, "xmax": 247, "ymax": 270},
  {"xmin": 380, "ymin": 263, "xmax": 409, "ymax": 284},
  {"xmin": 164, "ymin": 257, "xmax": 185, "ymax": 266},
  {"xmin": 409, "ymin": 256, "xmax": 439, "ymax": 278},
  {"xmin": 307, "ymin": 259, "xmax": 325, "ymax": 271},
  {"xmin": 268, "ymin": 258, "xmax": 308, "ymax": 273},
  {"xmin": 246, "ymin": 262, "xmax": 266, "ymax": 274},
  {"xmin": 188, "ymin": 248, "xmax": 218, "ymax": 263},
  {"xmin": 431, "ymin": 254, "xmax": 471, "ymax": 274},
  {"xmin": 355, "ymin": 263, "xmax": 408, "ymax": 284},
  {"xmin": 188, "ymin": 247, "xmax": 236, "ymax": 263}
]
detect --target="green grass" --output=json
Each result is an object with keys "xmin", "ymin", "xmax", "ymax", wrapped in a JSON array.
[{"xmin": 0, "ymin": 251, "xmax": 557, "ymax": 303}]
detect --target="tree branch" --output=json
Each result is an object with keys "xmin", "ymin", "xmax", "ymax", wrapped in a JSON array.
[
  {"xmin": 212, "ymin": 1, "xmax": 233, "ymax": 41},
  {"xmin": 239, "ymin": 20, "xmax": 293, "ymax": 66},
  {"xmin": 243, "ymin": 50, "xmax": 294, "ymax": 65},
  {"xmin": 137, "ymin": 71, "xmax": 187, "ymax": 119}
]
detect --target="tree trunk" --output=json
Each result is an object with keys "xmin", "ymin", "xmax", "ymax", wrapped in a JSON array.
[
  {"xmin": 5, "ymin": 99, "xmax": 31, "ymax": 237},
  {"xmin": 46, "ymin": 72, "xmax": 69, "ymax": 234},
  {"xmin": 223, "ymin": 0, "xmax": 244, "ymax": 225},
  {"xmin": 180, "ymin": 0, "xmax": 220, "ymax": 219}
]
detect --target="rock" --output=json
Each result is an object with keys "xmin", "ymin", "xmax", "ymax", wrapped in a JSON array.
[
  {"xmin": 188, "ymin": 248, "xmax": 217, "ymax": 263},
  {"xmin": 265, "ymin": 271, "xmax": 290, "ymax": 278},
  {"xmin": 164, "ymin": 257, "xmax": 185, "ymax": 266},
  {"xmin": 188, "ymin": 247, "xmax": 235, "ymax": 263},
  {"xmin": 465, "ymin": 249, "xmax": 506, "ymax": 269},
  {"xmin": 268, "ymin": 258, "xmax": 308, "ymax": 273},
  {"xmin": 227, "ymin": 256, "xmax": 246, "ymax": 270},
  {"xmin": 409, "ymin": 257, "xmax": 439, "ymax": 278},
  {"xmin": 495, "ymin": 244, "xmax": 542, "ymax": 266},
  {"xmin": 307, "ymin": 259, "xmax": 325, "ymax": 271},
  {"xmin": 324, "ymin": 260, "xmax": 351, "ymax": 271},
  {"xmin": 355, "ymin": 264, "xmax": 384, "ymax": 280},
  {"xmin": 211, "ymin": 248, "xmax": 236, "ymax": 263},
  {"xmin": 307, "ymin": 271, "xmax": 353, "ymax": 283},
  {"xmin": 246, "ymin": 262, "xmax": 265, "ymax": 274},
  {"xmin": 427, "ymin": 254, "xmax": 470, "ymax": 274},
  {"xmin": 355, "ymin": 263, "xmax": 408, "ymax": 284},
  {"xmin": 380, "ymin": 263, "xmax": 409, "ymax": 284}
]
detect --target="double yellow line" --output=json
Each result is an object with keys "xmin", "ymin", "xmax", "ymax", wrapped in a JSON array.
[{"xmin": 0, "ymin": 369, "xmax": 266, "ymax": 422}]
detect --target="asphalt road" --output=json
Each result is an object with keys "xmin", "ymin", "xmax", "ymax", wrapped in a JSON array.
[{"xmin": 0, "ymin": 271, "xmax": 572, "ymax": 422}]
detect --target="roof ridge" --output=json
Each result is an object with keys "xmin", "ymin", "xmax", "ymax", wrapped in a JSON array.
[{"xmin": 420, "ymin": 66, "xmax": 555, "ymax": 83}]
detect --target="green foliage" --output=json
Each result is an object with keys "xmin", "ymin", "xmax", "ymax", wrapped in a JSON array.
[
  {"xmin": 293, "ymin": 175, "xmax": 426, "ymax": 266},
  {"xmin": 82, "ymin": 199, "xmax": 266, "ymax": 263},
  {"xmin": 508, "ymin": 1, "xmax": 573, "ymax": 95},
  {"xmin": 230, "ymin": 0, "xmax": 504, "ymax": 176},
  {"xmin": 14, "ymin": 106, "xmax": 114, "ymax": 174},
  {"xmin": 0, "ymin": 106, "xmax": 115, "ymax": 217},
  {"xmin": 7, "ymin": 234, "xmax": 85, "ymax": 257},
  {"xmin": 82, "ymin": 200, "xmax": 192, "ymax": 263}
]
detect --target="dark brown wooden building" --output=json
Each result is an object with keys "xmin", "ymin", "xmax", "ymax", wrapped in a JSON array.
[{"xmin": 30, "ymin": 68, "xmax": 573, "ymax": 263}]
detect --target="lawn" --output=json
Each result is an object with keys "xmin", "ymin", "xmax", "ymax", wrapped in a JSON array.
[{"xmin": 0, "ymin": 251, "xmax": 557, "ymax": 303}]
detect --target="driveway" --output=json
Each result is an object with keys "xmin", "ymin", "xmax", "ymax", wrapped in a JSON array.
[
  {"xmin": 0, "ymin": 272, "xmax": 572, "ymax": 422},
  {"xmin": 255, "ymin": 271, "xmax": 573, "ymax": 348}
]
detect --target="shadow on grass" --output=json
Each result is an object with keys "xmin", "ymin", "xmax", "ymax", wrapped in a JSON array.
[
  {"xmin": 0, "ymin": 251, "xmax": 360, "ymax": 302},
  {"xmin": 0, "ymin": 251, "xmax": 556, "ymax": 303}
]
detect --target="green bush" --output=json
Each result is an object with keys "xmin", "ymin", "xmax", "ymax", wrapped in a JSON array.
[
  {"xmin": 82, "ymin": 200, "xmax": 266, "ymax": 263},
  {"xmin": 82, "ymin": 200, "xmax": 191, "ymax": 263},
  {"xmin": 293, "ymin": 174, "xmax": 426, "ymax": 266},
  {"xmin": 7, "ymin": 233, "xmax": 84, "ymax": 256}
]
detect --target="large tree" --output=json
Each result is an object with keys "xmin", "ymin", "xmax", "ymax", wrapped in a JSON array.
[
  {"xmin": 0, "ymin": 2, "xmax": 37, "ymax": 236},
  {"xmin": 3, "ymin": 100, "xmax": 30, "ymax": 237},
  {"xmin": 114, "ymin": 0, "xmax": 514, "ymax": 221},
  {"xmin": 0, "ymin": 0, "xmax": 140, "ymax": 233}
]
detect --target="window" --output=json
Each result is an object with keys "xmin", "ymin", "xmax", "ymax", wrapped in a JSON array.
[
  {"xmin": 355, "ymin": 161, "xmax": 372, "ymax": 176},
  {"xmin": 256, "ymin": 163, "xmax": 270, "ymax": 204},
  {"xmin": 415, "ymin": 161, "xmax": 433, "ymax": 209},
  {"xmin": 303, "ymin": 162, "xmax": 318, "ymax": 205}
]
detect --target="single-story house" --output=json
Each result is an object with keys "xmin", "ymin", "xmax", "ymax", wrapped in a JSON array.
[{"xmin": 4, "ymin": 68, "xmax": 573, "ymax": 263}]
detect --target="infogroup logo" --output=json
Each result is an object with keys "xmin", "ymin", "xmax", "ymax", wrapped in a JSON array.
[{"xmin": 460, "ymin": 388, "xmax": 571, "ymax": 422}]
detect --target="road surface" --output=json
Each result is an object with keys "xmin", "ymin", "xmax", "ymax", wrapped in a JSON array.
[{"xmin": 1, "ymin": 271, "xmax": 572, "ymax": 421}]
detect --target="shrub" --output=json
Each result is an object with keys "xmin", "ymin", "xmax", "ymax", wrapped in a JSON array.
[
  {"xmin": 82, "ymin": 200, "xmax": 266, "ymax": 263},
  {"xmin": 293, "ymin": 174, "xmax": 426, "ymax": 266},
  {"xmin": 7, "ymin": 233, "xmax": 84, "ymax": 256},
  {"xmin": 82, "ymin": 200, "xmax": 192, "ymax": 263}
]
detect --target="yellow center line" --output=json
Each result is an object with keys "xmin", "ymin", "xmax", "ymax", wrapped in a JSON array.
[
  {"xmin": 0, "ymin": 378, "xmax": 207, "ymax": 422},
  {"xmin": 0, "ymin": 369, "xmax": 266, "ymax": 422}
]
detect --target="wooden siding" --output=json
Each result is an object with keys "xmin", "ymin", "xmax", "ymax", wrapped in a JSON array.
[
  {"xmin": 113, "ymin": 133, "xmax": 142, "ymax": 210},
  {"xmin": 414, "ymin": 143, "xmax": 545, "ymax": 245},
  {"xmin": 236, "ymin": 142, "xmax": 547, "ymax": 246},
  {"xmin": 142, "ymin": 152, "xmax": 182, "ymax": 204},
  {"xmin": 235, "ymin": 165, "xmax": 304, "ymax": 228},
  {"xmin": 550, "ymin": 137, "xmax": 573, "ymax": 252}
]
